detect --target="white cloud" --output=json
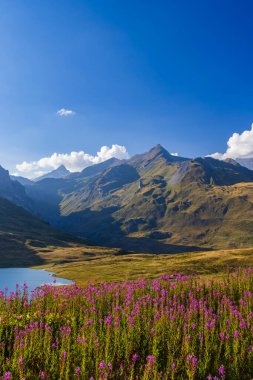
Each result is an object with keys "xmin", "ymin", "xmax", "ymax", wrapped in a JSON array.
[
  {"xmin": 57, "ymin": 108, "xmax": 75, "ymax": 117},
  {"xmin": 15, "ymin": 144, "xmax": 129, "ymax": 179},
  {"xmin": 171, "ymin": 152, "xmax": 179, "ymax": 156},
  {"xmin": 209, "ymin": 124, "xmax": 253, "ymax": 160}
]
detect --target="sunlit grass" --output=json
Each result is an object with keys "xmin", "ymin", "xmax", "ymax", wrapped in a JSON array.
[{"xmin": 38, "ymin": 247, "xmax": 253, "ymax": 285}]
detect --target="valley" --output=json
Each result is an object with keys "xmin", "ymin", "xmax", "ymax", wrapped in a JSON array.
[{"xmin": 0, "ymin": 144, "xmax": 253, "ymax": 284}]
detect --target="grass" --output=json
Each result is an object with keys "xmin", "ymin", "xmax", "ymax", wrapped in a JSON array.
[{"xmin": 36, "ymin": 246, "xmax": 253, "ymax": 285}]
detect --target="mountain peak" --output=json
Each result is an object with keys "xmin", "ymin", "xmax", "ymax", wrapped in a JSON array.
[
  {"xmin": 53, "ymin": 165, "xmax": 70, "ymax": 175},
  {"xmin": 150, "ymin": 144, "xmax": 168, "ymax": 153},
  {"xmin": 149, "ymin": 144, "xmax": 168, "ymax": 154},
  {"xmin": 146, "ymin": 144, "xmax": 171, "ymax": 161},
  {"xmin": 57, "ymin": 164, "xmax": 66, "ymax": 170},
  {"xmin": 148, "ymin": 144, "xmax": 179, "ymax": 162},
  {"xmin": 128, "ymin": 144, "xmax": 188, "ymax": 168},
  {"xmin": 35, "ymin": 165, "xmax": 70, "ymax": 182}
]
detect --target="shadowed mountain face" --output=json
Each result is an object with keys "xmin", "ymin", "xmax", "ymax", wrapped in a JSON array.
[
  {"xmin": 70, "ymin": 158, "xmax": 120, "ymax": 179},
  {"xmin": 10, "ymin": 175, "xmax": 34, "ymax": 187},
  {"xmin": 0, "ymin": 166, "xmax": 31, "ymax": 209},
  {"xmin": 0, "ymin": 197, "xmax": 90, "ymax": 267},
  {"xmin": 2, "ymin": 145, "xmax": 253, "ymax": 253}
]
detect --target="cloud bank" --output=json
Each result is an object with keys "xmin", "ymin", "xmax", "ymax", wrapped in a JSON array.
[
  {"xmin": 209, "ymin": 124, "xmax": 253, "ymax": 160},
  {"xmin": 57, "ymin": 108, "xmax": 75, "ymax": 117},
  {"xmin": 15, "ymin": 145, "xmax": 129, "ymax": 179}
]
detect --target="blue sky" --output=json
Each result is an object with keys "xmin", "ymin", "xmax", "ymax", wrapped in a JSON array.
[{"xmin": 1, "ymin": 0, "xmax": 253, "ymax": 176}]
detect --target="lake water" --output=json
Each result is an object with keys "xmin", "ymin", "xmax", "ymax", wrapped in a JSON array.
[{"xmin": 0, "ymin": 268, "xmax": 73, "ymax": 293}]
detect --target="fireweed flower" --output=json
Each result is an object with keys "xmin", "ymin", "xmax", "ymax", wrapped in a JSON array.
[
  {"xmin": 132, "ymin": 354, "xmax": 139, "ymax": 362},
  {"xmin": 75, "ymin": 367, "xmax": 81, "ymax": 375},
  {"xmin": 187, "ymin": 354, "xmax": 198, "ymax": 371},
  {"xmin": 99, "ymin": 362, "xmax": 107, "ymax": 369},
  {"xmin": 218, "ymin": 365, "xmax": 225, "ymax": 377},
  {"xmin": 18, "ymin": 356, "xmax": 24, "ymax": 365},
  {"xmin": 4, "ymin": 373, "xmax": 12, "ymax": 380},
  {"xmin": 62, "ymin": 351, "xmax": 67, "ymax": 359},
  {"xmin": 146, "ymin": 355, "xmax": 155, "ymax": 365}
]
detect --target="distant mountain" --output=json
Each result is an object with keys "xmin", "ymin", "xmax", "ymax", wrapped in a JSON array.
[
  {"xmin": 236, "ymin": 158, "xmax": 253, "ymax": 170},
  {"xmin": 0, "ymin": 166, "xmax": 31, "ymax": 209},
  {"xmin": 10, "ymin": 175, "xmax": 34, "ymax": 187},
  {"xmin": 25, "ymin": 145, "xmax": 253, "ymax": 253},
  {"xmin": 35, "ymin": 165, "xmax": 70, "ymax": 182}
]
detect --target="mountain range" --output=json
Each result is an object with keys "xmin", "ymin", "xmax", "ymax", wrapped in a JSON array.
[{"xmin": 3, "ymin": 144, "xmax": 253, "ymax": 255}]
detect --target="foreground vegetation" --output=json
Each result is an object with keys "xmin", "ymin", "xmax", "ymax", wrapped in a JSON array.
[{"xmin": 0, "ymin": 268, "xmax": 253, "ymax": 379}]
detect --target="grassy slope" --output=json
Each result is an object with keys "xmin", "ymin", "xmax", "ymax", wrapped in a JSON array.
[
  {"xmin": 59, "ymin": 154, "xmax": 253, "ymax": 253},
  {"xmin": 40, "ymin": 246, "xmax": 253, "ymax": 285},
  {"xmin": 0, "ymin": 197, "xmax": 121, "ymax": 267},
  {"xmin": 115, "ymin": 180, "xmax": 253, "ymax": 249}
]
